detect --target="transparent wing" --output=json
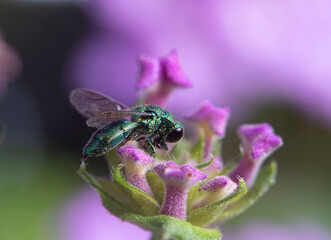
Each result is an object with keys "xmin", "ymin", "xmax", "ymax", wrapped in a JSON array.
[
  {"xmin": 86, "ymin": 111, "xmax": 152, "ymax": 129},
  {"xmin": 69, "ymin": 88, "xmax": 130, "ymax": 119}
]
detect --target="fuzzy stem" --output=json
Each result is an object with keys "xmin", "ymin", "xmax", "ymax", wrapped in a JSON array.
[
  {"xmin": 150, "ymin": 233, "xmax": 162, "ymax": 240},
  {"xmin": 203, "ymin": 135, "xmax": 214, "ymax": 162},
  {"xmin": 145, "ymin": 82, "xmax": 173, "ymax": 107},
  {"xmin": 125, "ymin": 170, "xmax": 154, "ymax": 197},
  {"xmin": 229, "ymin": 153, "xmax": 261, "ymax": 188},
  {"xmin": 160, "ymin": 185, "xmax": 187, "ymax": 220}
]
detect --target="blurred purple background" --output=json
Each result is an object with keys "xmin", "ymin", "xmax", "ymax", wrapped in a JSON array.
[
  {"xmin": 0, "ymin": 1, "xmax": 330, "ymax": 240},
  {"xmin": 69, "ymin": 0, "xmax": 331, "ymax": 125}
]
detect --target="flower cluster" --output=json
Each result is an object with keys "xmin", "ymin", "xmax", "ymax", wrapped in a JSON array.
[{"xmin": 77, "ymin": 50, "xmax": 283, "ymax": 240}]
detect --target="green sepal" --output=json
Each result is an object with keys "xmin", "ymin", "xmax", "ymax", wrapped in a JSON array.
[
  {"xmin": 187, "ymin": 185, "xmax": 199, "ymax": 210},
  {"xmin": 212, "ymin": 161, "xmax": 277, "ymax": 224},
  {"xmin": 105, "ymin": 149, "xmax": 121, "ymax": 171},
  {"xmin": 195, "ymin": 156, "xmax": 214, "ymax": 169},
  {"xmin": 187, "ymin": 178, "xmax": 247, "ymax": 227},
  {"xmin": 190, "ymin": 130, "xmax": 205, "ymax": 163},
  {"xmin": 113, "ymin": 165, "xmax": 160, "ymax": 216},
  {"xmin": 167, "ymin": 140, "xmax": 191, "ymax": 164},
  {"xmin": 212, "ymin": 138, "xmax": 222, "ymax": 158},
  {"xmin": 146, "ymin": 170, "xmax": 164, "ymax": 205},
  {"xmin": 79, "ymin": 162, "xmax": 131, "ymax": 217},
  {"xmin": 122, "ymin": 214, "xmax": 222, "ymax": 240},
  {"xmin": 97, "ymin": 179, "xmax": 131, "ymax": 206}
]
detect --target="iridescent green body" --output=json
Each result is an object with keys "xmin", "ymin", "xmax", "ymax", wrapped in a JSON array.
[
  {"xmin": 83, "ymin": 119, "xmax": 138, "ymax": 158},
  {"xmin": 83, "ymin": 105, "xmax": 183, "ymax": 158}
]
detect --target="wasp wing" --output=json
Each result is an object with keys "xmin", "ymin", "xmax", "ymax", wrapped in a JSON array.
[
  {"xmin": 69, "ymin": 88, "xmax": 130, "ymax": 119},
  {"xmin": 86, "ymin": 111, "xmax": 152, "ymax": 129}
]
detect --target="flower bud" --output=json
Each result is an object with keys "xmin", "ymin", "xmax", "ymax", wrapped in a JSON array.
[
  {"xmin": 200, "ymin": 176, "xmax": 237, "ymax": 205},
  {"xmin": 118, "ymin": 146, "xmax": 154, "ymax": 196}
]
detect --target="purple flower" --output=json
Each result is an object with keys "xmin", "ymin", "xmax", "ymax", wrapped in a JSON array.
[
  {"xmin": 118, "ymin": 146, "xmax": 155, "ymax": 196},
  {"xmin": 185, "ymin": 101, "xmax": 230, "ymax": 138},
  {"xmin": 154, "ymin": 161, "xmax": 206, "ymax": 220},
  {"xmin": 137, "ymin": 49, "xmax": 192, "ymax": 107},
  {"xmin": 185, "ymin": 101, "xmax": 230, "ymax": 161},
  {"xmin": 229, "ymin": 124, "xmax": 283, "ymax": 188},
  {"xmin": 137, "ymin": 49, "xmax": 191, "ymax": 90},
  {"xmin": 136, "ymin": 55, "xmax": 160, "ymax": 90}
]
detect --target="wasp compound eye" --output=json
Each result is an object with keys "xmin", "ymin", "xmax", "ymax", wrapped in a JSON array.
[{"xmin": 166, "ymin": 127, "xmax": 184, "ymax": 142}]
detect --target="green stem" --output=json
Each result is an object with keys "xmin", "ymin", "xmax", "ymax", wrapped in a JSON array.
[{"xmin": 150, "ymin": 233, "xmax": 162, "ymax": 240}]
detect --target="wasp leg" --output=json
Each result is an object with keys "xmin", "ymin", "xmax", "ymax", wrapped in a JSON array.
[
  {"xmin": 136, "ymin": 136, "xmax": 145, "ymax": 141},
  {"xmin": 127, "ymin": 128, "xmax": 142, "ymax": 140},
  {"xmin": 153, "ymin": 135, "xmax": 168, "ymax": 151},
  {"xmin": 141, "ymin": 135, "xmax": 156, "ymax": 155},
  {"xmin": 157, "ymin": 142, "xmax": 168, "ymax": 151},
  {"xmin": 115, "ymin": 127, "xmax": 141, "ymax": 149}
]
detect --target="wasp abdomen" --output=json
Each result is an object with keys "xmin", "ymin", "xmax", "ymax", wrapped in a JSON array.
[{"xmin": 83, "ymin": 119, "xmax": 138, "ymax": 159}]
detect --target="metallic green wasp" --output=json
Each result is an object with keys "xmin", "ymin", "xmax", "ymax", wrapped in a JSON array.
[{"xmin": 70, "ymin": 89, "xmax": 184, "ymax": 159}]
